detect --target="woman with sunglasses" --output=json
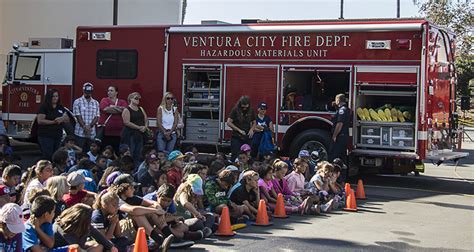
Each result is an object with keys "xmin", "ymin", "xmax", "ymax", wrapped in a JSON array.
[
  {"xmin": 37, "ymin": 89, "xmax": 70, "ymax": 160},
  {"xmin": 121, "ymin": 92, "xmax": 148, "ymax": 166},
  {"xmin": 156, "ymin": 92, "xmax": 179, "ymax": 153},
  {"xmin": 98, "ymin": 86, "xmax": 127, "ymax": 153}
]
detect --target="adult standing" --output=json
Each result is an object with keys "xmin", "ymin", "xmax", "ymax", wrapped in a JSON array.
[
  {"xmin": 121, "ymin": 92, "xmax": 148, "ymax": 166},
  {"xmin": 73, "ymin": 82, "xmax": 100, "ymax": 151},
  {"xmin": 36, "ymin": 89, "xmax": 69, "ymax": 160},
  {"xmin": 156, "ymin": 92, "xmax": 178, "ymax": 153},
  {"xmin": 329, "ymin": 94, "xmax": 350, "ymax": 178},
  {"xmin": 98, "ymin": 86, "xmax": 127, "ymax": 152},
  {"xmin": 226, "ymin": 96, "xmax": 256, "ymax": 161}
]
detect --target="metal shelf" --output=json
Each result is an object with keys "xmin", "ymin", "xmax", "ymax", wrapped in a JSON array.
[
  {"xmin": 361, "ymin": 135, "xmax": 381, "ymax": 138},
  {"xmin": 356, "ymin": 144, "xmax": 415, "ymax": 151},
  {"xmin": 358, "ymin": 90, "xmax": 417, "ymax": 97},
  {"xmin": 358, "ymin": 121, "xmax": 415, "ymax": 127},
  {"xmin": 188, "ymin": 88, "xmax": 220, "ymax": 92},
  {"xmin": 188, "ymin": 98, "xmax": 220, "ymax": 103},
  {"xmin": 186, "ymin": 106, "xmax": 219, "ymax": 112},
  {"xmin": 392, "ymin": 136, "xmax": 414, "ymax": 140}
]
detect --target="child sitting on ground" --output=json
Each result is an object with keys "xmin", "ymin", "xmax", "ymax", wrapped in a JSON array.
[
  {"xmin": 155, "ymin": 184, "xmax": 208, "ymax": 247},
  {"xmin": 23, "ymin": 195, "xmax": 56, "ymax": 252},
  {"xmin": 110, "ymin": 174, "xmax": 175, "ymax": 250},
  {"xmin": 92, "ymin": 191, "xmax": 131, "ymax": 252},
  {"xmin": 174, "ymin": 174, "xmax": 215, "ymax": 234},
  {"xmin": 0, "ymin": 203, "xmax": 26, "ymax": 252},
  {"xmin": 204, "ymin": 170, "xmax": 249, "ymax": 221},
  {"xmin": 63, "ymin": 171, "xmax": 96, "ymax": 208},
  {"xmin": 229, "ymin": 170, "xmax": 260, "ymax": 219},
  {"xmin": 308, "ymin": 161, "xmax": 335, "ymax": 212},
  {"xmin": 258, "ymin": 164, "xmax": 307, "ymax": 215}
]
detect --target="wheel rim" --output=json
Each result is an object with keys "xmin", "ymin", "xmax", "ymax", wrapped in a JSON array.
[{"xmin": 300, "ymin": 140, "xmax": 328, "ymax": 161}]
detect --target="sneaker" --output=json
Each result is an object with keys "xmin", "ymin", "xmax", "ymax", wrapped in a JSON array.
[
  {"xmin": 169, "ymin": 240, "xmax": 194, "ymax": 249},
  {"xmin": 203, "ymin": 227, "xmax": 213, "ymax": 238},
  {"xmin": 160, "ymin": 234, "xmax": 175, "ymax": 252},
  {"xmin": 235, "ymin": 215, "xmax": 250, "ymax": 224}
]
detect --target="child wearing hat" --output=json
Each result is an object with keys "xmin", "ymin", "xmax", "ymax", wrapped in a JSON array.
[
  {"xmin": 167, "ymin": 150, "xmax": 186, "ymax": 189},
  {"xmin": 251, "ymin": 102, "xmax": 275, "ymax": 159},
  {"xmin": 0, "ymin": 203, "xmax": 26, "ymax": 252},
  {"xmin": 63, "ymin": 171, "xmax": 96, "ymax": 208}
]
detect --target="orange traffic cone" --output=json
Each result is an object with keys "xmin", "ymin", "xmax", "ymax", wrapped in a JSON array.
[
  {"xmin": 68, "ymin": 245, "xmax": 79, "ymax": 252},
  {"xmin": 253, "ymin": 199, "xmax": 273, "ymax": 226},
  {"xmin": 356, "ymin": 179, "xmax": 367, "ymax": 200},
  {"xmin": 133, "ymin": 227, "xmax": 148, "ymax": 252},
  {"xmin": 215, "ymin": 206, "xmax": 236, "ymax": 236},
  {"xmin": 274, "ymin": 193, "xmax": 288, "ymax": 218},
  {"xmin": 343, "ymin": 189, "xmax": 358, "ymax": 212},
  {"xmin": 344, "ymin": 183, "xmax": 351, "ymax": 199}
]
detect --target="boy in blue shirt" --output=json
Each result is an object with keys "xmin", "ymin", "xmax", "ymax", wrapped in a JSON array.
[{"xmin": 23, "ymin": 195, "xmax": 56, "ymax": 252}]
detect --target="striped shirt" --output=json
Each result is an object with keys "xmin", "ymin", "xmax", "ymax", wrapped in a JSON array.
[{"xmin": 73, "ymin": 96, "xmax": 100, "ymax": 138}]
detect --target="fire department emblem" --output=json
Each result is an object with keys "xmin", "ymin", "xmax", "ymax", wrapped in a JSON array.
[{"xmin": 20, "ymin": 92, "xmax": 28, "ymax": 102}]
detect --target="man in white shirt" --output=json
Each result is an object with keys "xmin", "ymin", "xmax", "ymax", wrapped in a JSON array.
[{"xmin": 73, "ymin": 82, "xmax": 100, "ymax": 151}]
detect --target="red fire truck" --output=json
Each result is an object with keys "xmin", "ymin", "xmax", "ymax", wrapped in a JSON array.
[{"xmin": 3, "ymin": 18, "xmax": 468, "ymax": 174}]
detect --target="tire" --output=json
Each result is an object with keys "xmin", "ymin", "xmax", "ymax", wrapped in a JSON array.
[{"xmin": 289, "ymin": 129, "xmax": 331, "ymax": 160}]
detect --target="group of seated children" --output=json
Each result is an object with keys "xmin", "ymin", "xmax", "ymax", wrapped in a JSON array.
[{"xmin": 0, "ymin": 143, "xmax": 348, "ymax": 252}]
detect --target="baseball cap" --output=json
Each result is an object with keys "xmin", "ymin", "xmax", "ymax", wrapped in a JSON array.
[
  {"xmin": 147, "ymin": 153, "xmax": 159, "ymax": 163},
  {"xmin": 298, "ymin": 150, "xmax": 310, "ymax": 158},
  {"xmin": 113, "ymin": 174, "xmax": 140, "ymax": 187},
  {"xmin": 186, "ymin": 174, "xmax": 203, "ymax": 196},
  {"xmin": 67, "ymin": 171, "xmax": 93, "ymax": 187},
  {"xmin": 106, "ymin": 171, "xmax": 122, "ymax": 187},
  {"xmin": 240, "ymin": 144, "xmax": 251, "ymax": 152},
  {"xmin": 83, "ymin": 82, "xmax": 93, "ymax": 93},
  {"xmin": 258, "ymin": 102, "xmax": 268, "ymax": 109},
  {"xmin": 0, "ymin": 203, "xmax": 26, "ymax": 233},
  {"xmin": 168, "ymin": 150, "xmax": 185, "ymax": 161},
  {"xmin": 333, "ymin": 158, "xmax": 348, "ymax": 170},
  {"xmin": 225, "ymin": 165, "xmax": 239, "ymax": 172},
  {"xmin": 119, "ymin": 144, "xmax": 130, "ymax": 154},
  {"xmin": 0, "ymin": 185, "xmax": 10, "ymax": 196}
]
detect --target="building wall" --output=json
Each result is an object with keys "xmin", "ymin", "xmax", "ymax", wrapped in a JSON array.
[{"xmin": 0, "ymin": 0, "xmax": 182, "ymax": 87}]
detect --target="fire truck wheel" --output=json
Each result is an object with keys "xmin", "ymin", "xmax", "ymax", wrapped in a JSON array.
[{"xmin": 289, "ymin": 129, "xmax": 331, "ymax": 160}]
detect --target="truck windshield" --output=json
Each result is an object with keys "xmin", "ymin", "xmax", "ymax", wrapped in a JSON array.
[{"xmin": 14, "ymin": 55, "xmax": 42, "ymax": 80}]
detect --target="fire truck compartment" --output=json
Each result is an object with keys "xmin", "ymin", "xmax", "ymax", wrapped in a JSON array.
[
  {"xmin": 281, "ymin": 67, "xmax": 350, "ymax": 112},
  {"xmin": 354, "ymin": 86, "xmax": 417, "ymax": 152},
  {"xmin": 182, "ymin": 66, "xmax": 222, "ymax": 144}
]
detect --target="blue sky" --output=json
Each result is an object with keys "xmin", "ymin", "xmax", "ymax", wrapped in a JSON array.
[{"xmin": 184, "ymin": 0, "xmax": 421, "ymax": 24}]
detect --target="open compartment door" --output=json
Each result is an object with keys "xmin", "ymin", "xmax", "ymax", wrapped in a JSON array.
[{"xmin": 223, "ymin": 65, "xmax": 279, "ymax": 140}]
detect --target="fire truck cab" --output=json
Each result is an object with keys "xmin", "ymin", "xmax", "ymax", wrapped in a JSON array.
[{"xmin": 3, "ymin": 38, "xmax": 74, "ymax": 139}]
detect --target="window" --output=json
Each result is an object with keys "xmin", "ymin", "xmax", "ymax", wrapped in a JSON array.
[
  {"xmin": 14, "ymin": 55, "xmax": 42, "ymax": 80},
  {"xmin": 281, "ymin": 69, "xmax": 350, "ymax": 112},
  {"xmin": 96, "ymin": 50, "xmax": 138, "ymax": 79}
]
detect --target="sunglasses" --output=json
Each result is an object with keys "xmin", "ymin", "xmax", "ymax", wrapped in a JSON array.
[
  {"xmin": 133, "ymin": 97, "xmax": 141, "ymax": 100},
  {"xmin": 166, "ymin": 97, "xmax": 174, "ymax": 100}
]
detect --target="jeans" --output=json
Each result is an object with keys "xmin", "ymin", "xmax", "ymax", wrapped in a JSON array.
[
  {"xmin": 230, "ymin": 135, "xmax": 250, "ymax": 161},
  {"xmin": 38, "ymin": 136, "xmax": 62, "ymax": 160},
  {"xmin": 74, "ymin": 135, "xmax": 92, "ymax": 154},
  {"xmin": 128, "ymin": 132, "xmax": 144, "ymax": 166},
  {"xmin": 156, "ymin": 132, "xmax": 177, "ymax": 153},
  {"xmin": 184, "ymin": 212, "xmax": 215, "ymax": 231}
]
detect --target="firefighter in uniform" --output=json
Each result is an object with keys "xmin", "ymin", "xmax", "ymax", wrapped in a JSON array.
[{"xmin": 329, "ymin": 94, "xmax": 350, "ymax": 179}]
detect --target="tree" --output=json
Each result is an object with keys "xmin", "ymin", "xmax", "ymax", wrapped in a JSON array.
[{"xmin": 414, "ymin": 0, "xmax": 473, "ymax": 96}]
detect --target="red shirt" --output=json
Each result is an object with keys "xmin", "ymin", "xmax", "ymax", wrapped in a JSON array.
[
  {"xmin": 63, "ymin": 189, "xmax": 87, "ymax": 208},
  {"xmin": 167, "ymin": 167, "xmax": 183, "ymax": 189},
  {"xmin": 98, "ymin": 97, "xmax": 128, "ymax": 136}
]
